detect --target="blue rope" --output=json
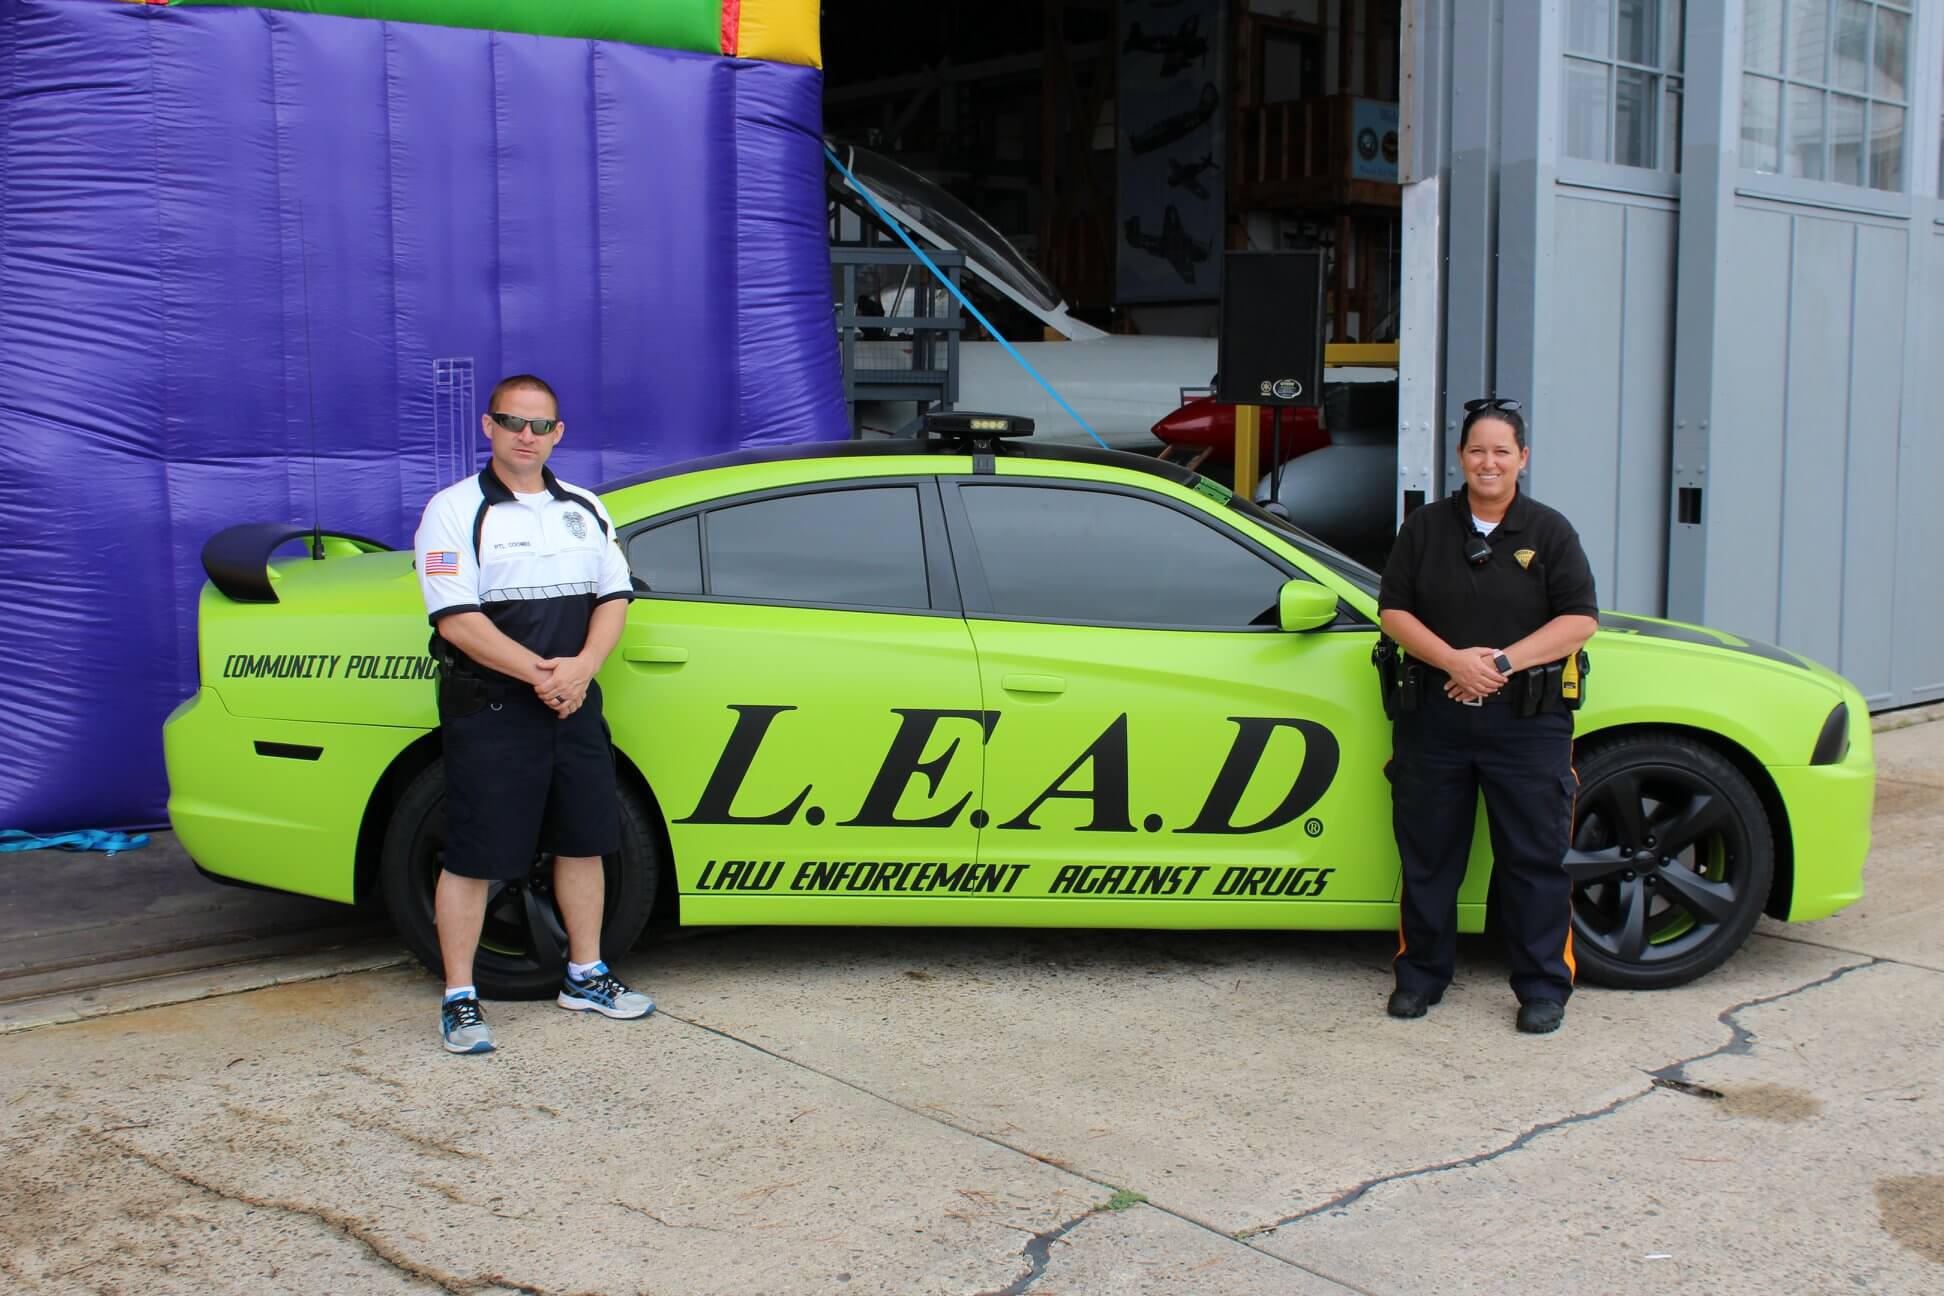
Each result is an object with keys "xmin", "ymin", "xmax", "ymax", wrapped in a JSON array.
[{"xmin": 826, "ymin": 145, "xmax": 1109, "ymax": 451}]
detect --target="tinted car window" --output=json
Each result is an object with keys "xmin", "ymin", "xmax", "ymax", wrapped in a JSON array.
[
  {"xmin": 705, "ymin": 486, "xmax": 930, "ymax": 609},
  {"xmin": 958, "ymin": 484, "xmax": 1289, "ymax": 627},
  {"xmin": 625, "ymin": 515, "xmax": 703, "ymax": 594},
  {"xmin": 1231, "ymin": 495, "xmax": 1382, "ymax": 599}
]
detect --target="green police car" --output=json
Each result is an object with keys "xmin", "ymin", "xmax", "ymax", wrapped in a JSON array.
[{"xmin": 164, "ymin": 419, "xmax": 1873, "ymax": 998}]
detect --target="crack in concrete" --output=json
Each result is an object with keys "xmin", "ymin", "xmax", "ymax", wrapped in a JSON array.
[
  {"xmin": 332, "ymin": 1109, "xmax": 483, "ymax": 1161},
  {"xmin": 98, "ymin": 1134, "xmax": 601, "ymax": 1296},
  {"xmin": 1241, "ymin": 957, "xmax": 1884, "ymax": 1238},
  {"xmin": 973, "ymin": 1205, "xmax": 1096, "ymax": 1296},
  {"xmin": 1757, "ymin": 929, "xmax": 1944, "ymax": 975},
  {"xmin": 1646, "ymin": 958, "xmax": 1882, "ymax": 1083},
  {"xmin": 1238, "ymin": 1089, "xmax": 1655, "ymax": 1239},
  {"xmin": 610, "ymin": 1199, "xmax": 728, "ymax": 1232},
  {"xmin": 663, "ymin": 1011, "xmax": 1361, "ymax": 1291},
  {"xmin": 347, "ymin": 1062, "xmax": 412, "ymax": 1094}
]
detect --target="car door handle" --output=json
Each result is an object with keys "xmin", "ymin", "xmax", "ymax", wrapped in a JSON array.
[
  {"xmin": 622, "ymin": 644, "xmax": 689, "ymax": 665},
  {"xmin": 1002, "ymin": 673, "xmax": 1065, "ymax": 695}
]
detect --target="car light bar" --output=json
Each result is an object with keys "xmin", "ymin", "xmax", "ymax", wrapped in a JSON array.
[
  {"xmin": 922, "ymin": 411, "xmax": 1036, "ymax": 438},
  {"xmin": 918, "ymin": 411, "xmax": 1037, "ymax": 463}
]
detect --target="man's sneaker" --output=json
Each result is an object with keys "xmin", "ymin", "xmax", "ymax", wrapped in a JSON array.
[
  {"xmin": 441, "ymin": 996, "xmax": 496, "ymax": 1054},
  {"xmin": 558, "ymin": 962, "xmax": 654, "ymax": 1020}
]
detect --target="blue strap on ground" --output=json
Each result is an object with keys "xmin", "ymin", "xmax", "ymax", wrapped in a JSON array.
[
  {"xmin": 0, "ymin": 829, "xmax": 150, "ymax": 855},
  {"xmin": 825, "ymin": 145, "xmax": 1110, "ymax": 451}
]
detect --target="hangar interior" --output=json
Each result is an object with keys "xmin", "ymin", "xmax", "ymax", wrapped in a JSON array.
[
  {"xmin": 822, "ymin": 0, "xmax": 1944, "ymax": 713},
  {"xmin": 823, "ymin": 0, "xmax": 1402, "ymax": 343}
]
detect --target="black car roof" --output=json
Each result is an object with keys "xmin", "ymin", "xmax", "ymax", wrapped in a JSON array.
[{"xmin": 596, "ymin": 435, "xmax": 1206, "ymax": 495}]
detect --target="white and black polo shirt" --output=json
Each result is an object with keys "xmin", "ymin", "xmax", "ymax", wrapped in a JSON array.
[{"xmin": 414, "ymin": 466, "xmax": 633, "ymax": 676}]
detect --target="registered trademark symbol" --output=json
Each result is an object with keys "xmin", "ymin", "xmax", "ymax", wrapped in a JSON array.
[{"xmin": 1304, "ymin": 818, "xmax": 1324, "ymax": 837}]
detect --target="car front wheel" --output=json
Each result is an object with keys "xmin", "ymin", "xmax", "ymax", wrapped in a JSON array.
[
  {"xmin": 1565, "ymin": 734, "xmax": 1774, "ymax": 990},
  {"xmin": 378, "ymin": 760, "xmax": 660, "ymax": 999}
]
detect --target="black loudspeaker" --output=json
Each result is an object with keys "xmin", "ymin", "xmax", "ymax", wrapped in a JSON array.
[{"xmin": 1215, "ymin": 250, "xmax": 1325, "ymax": 407}]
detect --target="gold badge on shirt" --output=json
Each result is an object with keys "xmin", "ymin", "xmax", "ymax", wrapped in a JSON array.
[{"xmin": 1515, "ymin": 548, "xmax": 1536, "ymax": 569}]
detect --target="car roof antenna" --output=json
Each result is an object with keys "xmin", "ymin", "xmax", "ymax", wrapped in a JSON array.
[{"xmin": 295, "ymin": 198, "xmax": 325, "ymax": 561}]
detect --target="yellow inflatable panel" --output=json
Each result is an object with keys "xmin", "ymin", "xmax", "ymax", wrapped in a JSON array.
[{"xmin": 733, "ymin": 0, "xmax": 821, "ymax": 68}]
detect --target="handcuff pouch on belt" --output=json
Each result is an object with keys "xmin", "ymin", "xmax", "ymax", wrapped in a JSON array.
[
  {"xmin": 1512, "ymin": 650, "xmax": 1592, "ymax": 716},
  {"xmin": 428, "ymin": 631, "xmax": 507, "ymax": 719},
  {"xmin": 1371, "ymin": 635, "xmax": 1425, "ymax": 718}
]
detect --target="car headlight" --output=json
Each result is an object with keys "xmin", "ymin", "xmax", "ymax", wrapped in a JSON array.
[{"xmin": 1810, "ymin": 702, "xmax": 1850, "ymax": 766}]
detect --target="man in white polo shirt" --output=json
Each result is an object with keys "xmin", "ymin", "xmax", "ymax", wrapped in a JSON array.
[{"xmin": 414, "ymin": 373, "xmax": 652, "ymax": 1055}]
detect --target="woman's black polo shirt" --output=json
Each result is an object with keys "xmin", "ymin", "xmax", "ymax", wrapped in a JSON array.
[{"xmin": 1378, "ymin": 487, "xmax": 1598, "ymax": 653}]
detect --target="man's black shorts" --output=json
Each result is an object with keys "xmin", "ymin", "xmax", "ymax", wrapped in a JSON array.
[{"xmin": 440, "ymin": 682, "xmax": 622, "ymax": 881}]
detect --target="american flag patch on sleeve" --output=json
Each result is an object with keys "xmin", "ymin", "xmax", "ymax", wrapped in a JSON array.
[{"xmin": 423, "ymin": 550, "xmax": 460, "ymax": 576}]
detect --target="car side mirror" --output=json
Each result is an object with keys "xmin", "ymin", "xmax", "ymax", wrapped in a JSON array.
[{"xmin": 1278, "ymin": 579, "xmax": 1339, "ymax": 632}]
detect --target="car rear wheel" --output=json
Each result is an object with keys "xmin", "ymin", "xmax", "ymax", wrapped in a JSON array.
[
  {"xmin": 1565, "ymin": 735, "xmax": 1774, "ymax": 990},
  {"xmin": 378, "ymin": 760, "xmax": 659, "ymax": 999}
]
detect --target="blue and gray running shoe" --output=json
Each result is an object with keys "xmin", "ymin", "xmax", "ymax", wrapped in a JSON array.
[
  {"xmin": 558, "ymin": 962, "xmax": 654, "ymax": 1019},
  {"xmin": 440, "ymin": 996, "xmax": 496, "ymax": 1054}
]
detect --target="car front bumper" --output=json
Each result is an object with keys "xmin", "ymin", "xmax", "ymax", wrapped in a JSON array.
[{"xmin": 1770, "ymin": 706, "xmax": 1875, "ymax": 923}]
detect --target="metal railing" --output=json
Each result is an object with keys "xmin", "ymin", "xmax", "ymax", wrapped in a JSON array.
[{"xmin": 831, "ymin": 246, "xmax": 966, "ymax": 437}]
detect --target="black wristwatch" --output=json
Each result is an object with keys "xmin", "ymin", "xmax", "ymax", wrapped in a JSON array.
[{"xmin": 1492, "ymin": 651, "xmax": 1514, "ymax": 675}]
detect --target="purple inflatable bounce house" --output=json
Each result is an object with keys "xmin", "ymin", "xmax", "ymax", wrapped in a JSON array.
[{"xmin": 0, "ymin": 0, "xmax": 845, "ymax": 829}]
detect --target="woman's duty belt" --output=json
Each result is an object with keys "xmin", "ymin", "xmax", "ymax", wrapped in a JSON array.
[{"xmin": 1373, "ymin": 638, "xmax": 1589, "ymax": 717}]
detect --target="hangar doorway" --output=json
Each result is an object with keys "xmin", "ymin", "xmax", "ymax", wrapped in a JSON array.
[{"xmin": 821, "ymin": 1, "xmax": 1410, "ymax": 561}]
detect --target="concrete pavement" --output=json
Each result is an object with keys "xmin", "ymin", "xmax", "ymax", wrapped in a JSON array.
[
  {"xmin": 0, "ymin": 837, "xmax": 399, "ymax": 1034},
  {"xmin": 0, "ymin": 716, "xmax": 1939, "ymax": 1294}
]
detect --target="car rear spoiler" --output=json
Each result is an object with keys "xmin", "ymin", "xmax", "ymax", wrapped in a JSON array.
[{"xmin": 202, "ymin": 523, "xmax": 393, "ymax": 604}]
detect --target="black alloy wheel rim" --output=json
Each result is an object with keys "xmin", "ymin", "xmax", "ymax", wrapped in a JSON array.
[
  {"xmin": 1565, "ymin": 762, "xmax": 1751, "ymax": 967},
  {"xmin": 413, "ymin": 808, "xmax": 621, "ymax": 976}
]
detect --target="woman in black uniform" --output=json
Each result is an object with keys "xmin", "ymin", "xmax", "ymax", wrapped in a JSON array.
[{"xmin": 1377, "ymin": 398, "xmax": 1599, "ymax": 1034}]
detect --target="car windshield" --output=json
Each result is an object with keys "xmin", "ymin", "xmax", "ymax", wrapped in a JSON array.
[{"xmin": 1229, "ymin": 495, "xmax": 1382, "ymax": 599}]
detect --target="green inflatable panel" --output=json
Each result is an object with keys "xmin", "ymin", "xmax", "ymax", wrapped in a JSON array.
[{"xmin": 169, "ymin": 1, "xmax": 724, "ymax": 56}]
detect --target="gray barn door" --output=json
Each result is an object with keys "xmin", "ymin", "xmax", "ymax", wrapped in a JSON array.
[{"xmin": 1670, "ymin": 2, "xmax": 1943, "ymax": 709}]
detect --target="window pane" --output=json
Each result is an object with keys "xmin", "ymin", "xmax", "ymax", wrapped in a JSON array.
[
  {"xmin": 1741, "ymin": 75, "xmax": 1783, "ymax": 171},
  {"xmin": 706, "ymin": 487, "xmax": 930, "ymax": 609},
  {"xmin": 1667, "ymin": 0, "xmax": 1685, "ymax": 72},
  {"xmin": 1829, "ymin": 92, "xmax": 1866, "ymax": 184},
  {"xmin": 626, "ymin": 515, "xmax": 703, "ymax": 594},
  {"xmin": 1874, "ymin": 8, "xmax": 1909, "ymax": 103},
  {"xmin": 1789, "ymin": 0, "xmax": 1829, "ymax": 82},
  {"xmin": 1868, "ymin": 102, "xmax": 1903, "ymax": 190},
  {"xmin": 1615, "ymin": 69, "xmax": 1658, "ymax": 167},
  {"xmin": 1788, "ymin": 85, "xmax": 1828, "ymax": 178},
  {"xmin": 1831, "ymin": 0, "xmax": 1870, "ymax": 92},
  {"xmin": 1564, "ymin": 58, "xmax": 1611, "ymax": 161},
  {"xmin": 1784, "ymin": 87, "xmax": 1828, "ymax": 179},
  {"xmin": 1745, "ymin": 0, "xmax": 1784, "ymax": 73},
  {"xmin": 1567, "ymin": 0, "xmax": 1613, "ymax": 57},
  {"xmin": 958, "ymin": 485, "xmax": 1289, "ymax": 628},
  {"xmin": 1617, "ymin": 0, "xmax": 1656, "ymax": 65}
]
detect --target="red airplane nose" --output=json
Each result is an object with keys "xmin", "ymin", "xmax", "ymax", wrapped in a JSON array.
[{"xmin": 1151, "ymin": 396, "xmax": 1328, "ymax": 463}]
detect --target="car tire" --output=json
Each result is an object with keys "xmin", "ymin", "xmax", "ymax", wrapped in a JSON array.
[
  {"xmin": 378, "ymin": 759, "xmax": 660, "ymax": 1000},
  {"xmin": 1563, "ymin": 734, "xmax": 1774, "ymax": 990}
]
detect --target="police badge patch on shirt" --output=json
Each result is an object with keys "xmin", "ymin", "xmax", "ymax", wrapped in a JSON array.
[
  {"xmin": 564, "ymin": 510, "xmax": 587, "ymax": 541},
  {"xmin": 1515, "ymin": 549, "xmax": 1536, "ymax": 570}
]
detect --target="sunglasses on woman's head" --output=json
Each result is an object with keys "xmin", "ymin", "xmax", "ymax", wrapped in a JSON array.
[{"xmin": 1462, "ymin": 397, "xmax": 1522, "ymax": 414}]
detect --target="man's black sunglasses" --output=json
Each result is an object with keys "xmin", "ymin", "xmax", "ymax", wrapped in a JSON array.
[
  {"xmin": 1462, "ymin": 397, "xmax": 1522, "ymax": 413},
  {"xmin": 488, "ymin": 412, "xmax": 560, "ymax": 436}
]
